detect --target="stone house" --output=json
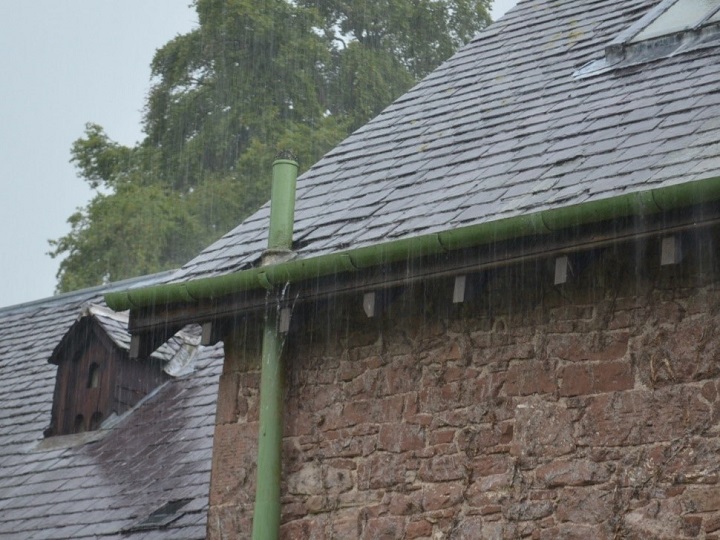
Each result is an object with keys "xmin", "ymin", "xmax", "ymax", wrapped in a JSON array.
[
  {"xmin": 4, "ymin": 0, "xmax": 720, "ymax": 538},
  {"xmin": 107, "ymin": 0, "xmax": 720, "ymax": 537},
  {"xmin": 0, "ymin": 273, "xmax": 222, "ymax": 539},
  {"xmin": 108, "ymin": 0, "xmax": 720, "ymax": 537}
]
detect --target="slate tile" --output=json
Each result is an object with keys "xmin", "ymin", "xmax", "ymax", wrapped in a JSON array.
[{"xmin": 453, "ymin": 199, "xmax": 507, "ymax": 223}]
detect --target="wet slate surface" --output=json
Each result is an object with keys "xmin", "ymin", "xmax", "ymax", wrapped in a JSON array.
[
  {"xmin": 167, "ymin": 0, "xmax": 720, "ymax": 284},
  {"xmin": 82, "ymin": 304, "xmax": 200, "ymax": 367},
  {"xmin": 0, "ymin": 274, "xmax": 222, "ymax": 539}
]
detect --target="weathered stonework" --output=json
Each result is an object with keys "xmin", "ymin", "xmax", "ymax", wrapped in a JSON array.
[{"xmin": 208, "ymin": 235, "xmax": 720, "ymax": 539}]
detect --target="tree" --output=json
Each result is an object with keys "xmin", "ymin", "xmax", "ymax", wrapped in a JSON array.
[{"xmin": 50, "ymin": 0, "xmax": 490, "ymax": 293}]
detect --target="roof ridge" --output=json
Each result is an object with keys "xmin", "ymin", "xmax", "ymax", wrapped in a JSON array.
[{"xmin": 0, "ymin": 269, "xmax": 178, "ymax": 314}]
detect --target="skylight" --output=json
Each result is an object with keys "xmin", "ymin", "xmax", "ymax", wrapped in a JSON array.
[
  {"xmin": 574, "ymin": 0, "xmax": 720, "ymax": 78},
  {"xmin": 631, "ymin": 0, "xmax": 720, "ymax": 42},
  {"xmin": 123, "ymin": 499, "xmax": 192, "ymax": 532}
]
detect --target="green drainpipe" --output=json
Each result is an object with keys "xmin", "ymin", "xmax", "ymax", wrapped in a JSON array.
[{"xmin": 252, "ymin": 158, "xmax": 298, "ymax": 540}]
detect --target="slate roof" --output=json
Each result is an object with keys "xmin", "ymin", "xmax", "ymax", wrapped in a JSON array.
[
  {"xmin": 56, "ymin": 304, "xmax": 202, "ymax": 375},
  {"xmin": 170, "ymin": 0, "xmax": 720, "ymax": 284},
  {"xmin": 0, "ymin": 274, "xmax": 222, "ymax": 539}
]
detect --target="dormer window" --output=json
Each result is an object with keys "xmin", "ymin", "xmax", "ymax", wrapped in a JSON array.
[
  {"xmin": 45, "ymin": 304, "xmax": 200, "ymax": 438},
  {"xmin": 87, "ymin": 362, "xmax": 100, "ymax": 389}
]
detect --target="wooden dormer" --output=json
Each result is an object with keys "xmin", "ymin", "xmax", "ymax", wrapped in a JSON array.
[{"xmin": 45, "ymin": 305, "xmax": 198, "ymax": 437}]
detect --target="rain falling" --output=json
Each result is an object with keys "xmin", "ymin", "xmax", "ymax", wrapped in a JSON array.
[{"xmin": 4, "ymin": 0, "xmax": 720, "ymax": 539}]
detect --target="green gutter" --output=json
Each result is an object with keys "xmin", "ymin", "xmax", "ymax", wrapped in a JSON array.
[{"xmin": 105, "ymin": 176, "xmax": 720, "ymax": 312}]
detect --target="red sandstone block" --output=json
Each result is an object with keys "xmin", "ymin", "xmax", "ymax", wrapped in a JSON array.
[
  {"xmin": 326, "ymin": 457, "xmax": 356, "ymax": 470},
  {"xmin": 361, "ymin": 516, "xmax": 405, "ymax": 540},
  {"xmin": 537, "ymin": 524, "xmax": 610, "ymax": 540},
  {"xmin": 548, "ymin": 332, "xmax": 629, "ymax": 362},
  {"xmin": 535, "ymin": 460, "xmax": 611, "ymax": 487},
  {"xmin": 429, "ymin": 429, "xmax": 456, "ymax": 445},
  {"xmin": 423, "ymin": 482, "xmax": 464, "ymax": 511},
  {"xmin": 444, "ymin": 365, "xmax": 479, "ymax": 382},
  {"xmin": 577, "ymin": 387, "xmax": 709, "ymax": 447},
  {"xmin": 503, "ymin": 500, "xmax": 553, "ymax": 521},
  {"xmin": 406, "ymin": 519, "xmax": 433, "ymax": 538},
  {"xmin": 303, "ymin": 384, "xmax": 339, "ymax": 411},
  {"xmin": 285, "ymin": 410, "xmax": 316, "ymax": 437},
  {"xmin": 683, "ymin": 488, "xmax": 720, "ymax": 513},
  {"xmin": 318, "ymin": 433, "xmax": 376, "ymax": 458},
  {"xmin": 346, "ymin": 359, "xmax": 421, "ymax": 397},
  {"xmin": 607, "ymin": 309, "xmax": 637, "ymax": 330},
  {"xmin": 511, "ymin": 398, "xmax": 575, "ymax": 458},
  {"xmin": 484, "ymin": 342, "xmax": 536, "ymax": 364},
  {"xmin": 343, "ymin": 396, "xmax": 404, "ymax": 427},
  {"xmin": 683, "ymin": 515, "xmax": 703, "ymax": 537},
  {"xmin": 279, "ymin": 519, "xmax": 317, "ymax": 539},
  {"xmin": 555, "ymin": 487, "xmax": 614, "ymax": 524},
  {"xmin": 387, "ymin": 491, "xmax": 423, "ymax": 515},
  {"xmin": 705, "ymin": 513, "xmax": 720, "ymax": 533},
  {"xmin": 281, "ymin": 501, "xmax": 307, "ymax": 522},
  {"xmin": 504, "ymin": 360, "xmax": 556, "ymax": 396},
  {"xmin": 480, "ymin": 472, "xmax": 512, "ymax": 491},
  {"xmin": 207, "ymin": 505, "xmax": 251, "ymax": 540},
  {"xmin": 464, "ymin": 472, "xmax": 511, "ymax": 509},
  {"xmin": 378, "ymin": 423, "xmax": 425, "ymax": 453},
  {"xmin": 209, "ymin": 422, "xmax": 258, "ymax": 507},
  {"xmin": 338, "ymin": 360, "xmax": 364, "ymax": 381},
  {"xmin": 702, "ymin": 381, "xmax": 718, "ymax": 402},
  {"xmin": 406, "ymin": 413, "xmax": 434, "ymax": 426},
  {"xmin": 330, "ymin": 509, "xmax": 365, "ymax": 538},
  {"xmin": 419, "ymin": 373, "xmax": 505, "ymax": 413},
  {"xmin": 465, "ymin": 486, "xmax": 504, "ymax": 508},
  {"xmin": 471, "ymin": 454, "xmax": 513, "ymax": 476},
  {"xmin": 215, "ymin": 372, "xmax": 240, "ymax": 424},
  {"xmin": 418, "ymin": 454, "xmax": 467, "ymax": 482},
  {"xmin": 559, "ymin": 360, "xmax": 634, "ymax": 397},
  {"xmin": 357, "ymin": 452, "xmax": 406, "ymax": 489},
  {"xmin": 457, "ymin": 425, "xmax": 504, "ymax": 455},
  {"xmin": 447, "ymin": 515, "xmax": 485, "ymax": 538},
  {"xmin": 480, "ymin": 504, "xmax": 502, "ymax": 515}
]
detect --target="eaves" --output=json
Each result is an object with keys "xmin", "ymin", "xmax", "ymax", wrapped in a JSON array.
[{"xmin": 106, "ymin": 175, "xmax": 720, "ymax": 352}]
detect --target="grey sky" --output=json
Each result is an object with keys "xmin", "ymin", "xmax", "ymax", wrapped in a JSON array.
[{"xmin": 0, "ymin": 0, "xmax": 517, "ymax": 308}]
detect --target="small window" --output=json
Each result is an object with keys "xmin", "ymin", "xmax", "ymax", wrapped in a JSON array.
[
  {"xmin": 87, "ymin": 362, "xmax": 100, "ymax": 389},
  {"xmin": 90, "ymin": 412, "xmax": 103, "ymax": 430},
  {"xmin": 74, "ymin": 414, "xmax": 85, "ymax": 433}
]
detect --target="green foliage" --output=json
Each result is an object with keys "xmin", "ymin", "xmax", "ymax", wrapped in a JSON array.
[
  {"xmin": 48, "ymin": 183, "xmax": 202, "ymax": 293},
  {"xmin": 50, "ymin": 0, "xmax": 490, "ymax": 292}
]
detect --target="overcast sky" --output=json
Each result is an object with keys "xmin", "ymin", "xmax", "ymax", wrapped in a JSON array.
[{"xmin": 0, "ymin": 0, "xmax": 517, "ymax": 308}]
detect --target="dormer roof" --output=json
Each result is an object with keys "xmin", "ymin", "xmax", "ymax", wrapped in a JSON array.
[{"xmin": 49, "ymin": 303, "xmax": 200, "ymax": 375}]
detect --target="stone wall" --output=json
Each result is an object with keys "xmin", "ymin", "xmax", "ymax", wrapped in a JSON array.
[{"xmin": 207, "ymin": 235, "xmax": 720, "ymax": 539}]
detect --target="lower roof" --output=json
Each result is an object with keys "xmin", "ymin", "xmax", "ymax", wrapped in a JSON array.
[{"xmin": 0, "ymin": 275, "xmax": 221, "ymax": 539}]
